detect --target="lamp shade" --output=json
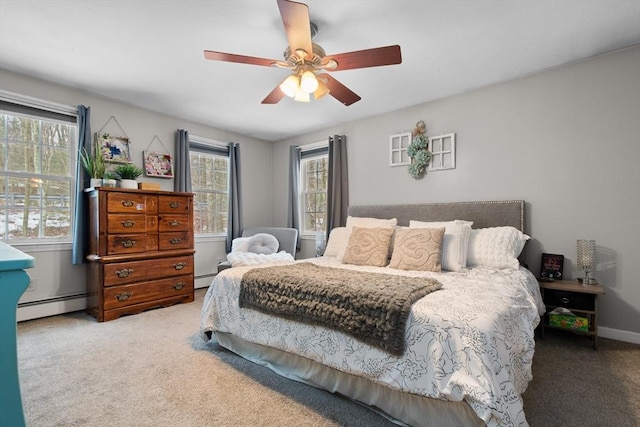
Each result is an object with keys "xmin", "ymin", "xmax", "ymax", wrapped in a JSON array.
[
  {"xmin": 279, "ymin": 74, "xmax": 299, "ymax": 98},
  {"xmin": 576, "ymin": 239, "xmax": 596, "ymax": 271},
  {"xmin": 300, "ymin": 70, "xmax": 319, "ymax": 93}
]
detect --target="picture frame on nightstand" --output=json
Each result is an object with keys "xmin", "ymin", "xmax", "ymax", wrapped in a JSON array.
[{"xmin": 540, "ymin": 253, "xmax": 564, "ymax": 281}]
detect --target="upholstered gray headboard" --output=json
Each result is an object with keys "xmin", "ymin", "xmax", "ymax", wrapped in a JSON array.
[{"xmin": 347, "ymin": 200, "xmax": 525, "ymax": 232}]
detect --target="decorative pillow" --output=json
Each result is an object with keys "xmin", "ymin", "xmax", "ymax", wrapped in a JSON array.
[
  {"xmin": 388, "ymin": 227, "xmax": 445, "ymax": 272},
  {"xmin": 409, "ymin": 220, "xmax": 473, "ymax": 271},
  {"xmin": 231, "ymin": 237, "xmax": 251, "ymax": 253},
  {"xmin": 323, "ymin": 227, "xmax": 347, "ymax": 257},
  {"xmin": 246, "ymin": 233, "xmax": 279, "ymax": 255},
  {"xmin": 466, "ymin": 226, "xmax": 530, "ymax": 269},
  {"xmin": 342, "ymin": 227, "xmax": 394, "ymax": 267},
  {"xmin": 337, "ymin": 216, "xmax": 398, "ymax": 261}
]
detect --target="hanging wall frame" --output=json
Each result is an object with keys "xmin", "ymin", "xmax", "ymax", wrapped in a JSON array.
[
  {"xmin": 95, "ymin": 116, "xmax": 132, "ymax": 164},
  {"xmin": 143, "ymin": 135, "xmax": 174, "ymax": 178}
]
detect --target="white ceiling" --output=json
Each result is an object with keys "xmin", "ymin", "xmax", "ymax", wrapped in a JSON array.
[{"xmin": 1, "ymin": 1, "xmax": 639, "ymax": 142}]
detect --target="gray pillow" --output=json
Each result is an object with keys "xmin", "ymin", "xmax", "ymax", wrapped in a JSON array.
[{"xmin": 247, "ymin": 233, "xmax": 279, "ymax": 255}]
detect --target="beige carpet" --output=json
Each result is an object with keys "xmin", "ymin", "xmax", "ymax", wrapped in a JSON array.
[{"xmin": 16, "ymin": 288, "xmax": 640, "ymax": 427}]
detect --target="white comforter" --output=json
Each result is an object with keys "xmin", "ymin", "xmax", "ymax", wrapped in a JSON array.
[{"xmin": 200, "ymin": 257, "xmax": 545, "ymax": 427}]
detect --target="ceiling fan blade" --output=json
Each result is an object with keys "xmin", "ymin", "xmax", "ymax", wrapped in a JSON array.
[
  {"xmin": 318, "ymin": 73, "xmax": 361, "ymax": 106},
  {"xmin": 277, "ymin": 0, "xmax": 312, "ymax": 57},
  {"xmin": 203, "ymin": 50, "xmax": 278, "ymax": 67},
  {"xmin": 261, "ymin": 85, "xmax": 286, "ymax": 104},
  {"xmin": 324, "ymin": 45, "xmax": 402, "ymax": 71}
]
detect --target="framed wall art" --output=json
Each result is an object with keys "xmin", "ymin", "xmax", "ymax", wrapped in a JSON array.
[
  {"xmin": 428, "ymin": 133, "xmax": 456, "ymax": 171},
  {"xmin": 144, "ymin": 151, "xmax": 174, "ymax": 178},
  {"xmin": 389, "ymin": 132, "xmax": 412, "ymax": 166},
  {"xmin": 96, "ymin": 132, "xmax": 132, "ymax": 164}
]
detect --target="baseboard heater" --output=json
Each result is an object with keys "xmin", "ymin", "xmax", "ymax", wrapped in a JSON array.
[{"xmin": 18, "ymin": 292, "xmax": 87, "ymax": 308}]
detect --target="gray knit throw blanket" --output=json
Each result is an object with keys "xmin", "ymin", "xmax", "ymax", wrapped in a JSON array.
[{"xmin": 239, "ymin": 262, "xmax": 442, "ymax": 356}]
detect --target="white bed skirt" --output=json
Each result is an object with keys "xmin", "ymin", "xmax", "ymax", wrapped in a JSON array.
[{"xmin": 214, "ymin": 332, "xmax": 484, "ymax": 427}]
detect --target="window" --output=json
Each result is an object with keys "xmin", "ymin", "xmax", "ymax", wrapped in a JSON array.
[
  {"xmin": 300, "ymin": 148, "xmax": 328, "ymax": 234},
  {"xmin": 0, "ymin": 98, "xmax": 76, "ymax": 242},
  {"xmin": 189, "ymin": 138, "xmax": 229, "ymax": 235}
]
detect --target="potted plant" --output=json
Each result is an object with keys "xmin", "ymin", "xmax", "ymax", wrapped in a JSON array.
[
  {"xmin": 79, "ymin": 143, "xmax": 106, "ymax": 188},
  {"xmin": 114, "ymin": 163, "xmax": 144, "ymax": 189},
  {"xmin": 102, "ymin": 171, "xmax": 117, "ymax": 188}
]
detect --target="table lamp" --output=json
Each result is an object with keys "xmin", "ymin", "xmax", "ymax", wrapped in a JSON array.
[{"xmin": 576, "ymin": 239, "xmax": 597, "ymax": 285}]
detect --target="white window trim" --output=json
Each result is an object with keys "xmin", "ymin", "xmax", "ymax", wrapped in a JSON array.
[
  {"xmin": 299, "ymin": 142, "xmax": 328, "ymax": 237},
  {"xmin": 0, "ymin": 91, "xmax": 78, "ymax": 243},
  {"xmin": 189, "ymin": 135, "xmax": 230, "ymax": 237}
]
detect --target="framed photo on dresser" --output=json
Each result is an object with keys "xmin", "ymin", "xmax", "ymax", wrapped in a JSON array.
[{"xmin": 540, "ymin": 253, "xmax": 564, "ymax": 280}]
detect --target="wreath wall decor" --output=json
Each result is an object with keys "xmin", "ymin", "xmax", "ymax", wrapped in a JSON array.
[{"xmin": 407, "ymin": 120, "xmax": 431, "ymax": 179}]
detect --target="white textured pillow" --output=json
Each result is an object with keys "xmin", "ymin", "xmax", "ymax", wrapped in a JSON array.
[
  {"xmin": 226, "ymin": 251, "xmax": 294, "ymax": 267},
  {"xmin": 323, "ymin": 227, "xmax": 347, "ymax": 257},
  {"xmin": 246, "ymin": 233, "xmax": 279, "ymax": 255},
  {"xmin": 231, "ymin": 237, "xmax": 251, "ymax": 253},
  {"xmin": 409, "ymin": 220, "xmax": 473, "ymax": 271},
  {"xmin": 466, "ymin": 226, "xmax": 530, "ymax": 269},
  {"xmin": 337, "ymin": 216, "xmax": 398, "ymax": 261}
]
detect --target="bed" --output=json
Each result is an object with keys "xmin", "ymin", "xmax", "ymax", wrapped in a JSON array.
[{"xmin": 200, "ymin": 200, "xmax": 545, "ymax": 427}]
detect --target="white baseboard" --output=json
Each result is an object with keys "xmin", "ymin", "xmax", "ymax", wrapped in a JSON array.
[
  {"xmin": 17, "ymin": 296, "xmax": 87, "ymax": 322},
  {"xmin": 599, "ymin": 327, "xmax": 640, "ymax": 345}
]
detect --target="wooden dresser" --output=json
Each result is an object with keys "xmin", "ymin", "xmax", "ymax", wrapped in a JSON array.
[{"xmin": 86, "ymin": 187, "xmax": 195, "ymax": 322}]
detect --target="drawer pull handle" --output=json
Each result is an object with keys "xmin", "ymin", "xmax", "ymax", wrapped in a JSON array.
[
  {"xmin": 115, "ymin": 292, "xmax": 132, "ymax": 301},
  {"xmin": 169, "ymin": 201, "xmax": 181, "ymax": 209},
  {"xmin": 169, "ymin": 238, "xmax": 181, "ymax": 245},
  {"xmin": 561, "ymin": 297, "xmax": 570, "ymax": 304},
  {"xmin": 173, "ymin": 262, "xmax": 187, "ymax": 270},
  {"xmin": 115, "ymin": 269, "xmax": 133, "ymax": 278},
  {"xmin": 121, "ymin": 239, "xmax": 135, "ymax": 248},
  {"xmin": 169, "ymin": 220, "xmax": 180, "ymax": 227},
  {"xmin": 121, "ymin": 200, "xmax": 134, "ymax": 208},
  {"xmin": 174, "ymin": 283, "xmax": 185, "ymax": 291},
  {"xmin": 121, "ymin": 219, "xmax": 135, "ymax": 228}
]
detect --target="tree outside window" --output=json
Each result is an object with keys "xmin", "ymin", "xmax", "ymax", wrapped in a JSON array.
[
  {"xmin": 0, "ymin": 111, "xmax": 75, "ymax": 241},
  {"xmin": 190, "ymin": 150, "xmax": 229, "ymax": 234},
  {"xmin": 301, "ymin": 155, "xmax": 328, "ymax": 233}
]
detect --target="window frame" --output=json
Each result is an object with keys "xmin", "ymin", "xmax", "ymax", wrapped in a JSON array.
[
  {"xmin": 188, "ymin": 135, "xmax": 230, "ymax": 238},
  {"xmin": 299, "ymin": 144, "xmax": 329, "ymax": 236},
  {"xmin": 0, "ymin": 90, "xmax": 78, "ymax": 245}
]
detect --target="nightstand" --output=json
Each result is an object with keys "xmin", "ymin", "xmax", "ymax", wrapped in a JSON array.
[{"xmin": 539, "ymin": 279, "xmax": 605, "ymax": 350}]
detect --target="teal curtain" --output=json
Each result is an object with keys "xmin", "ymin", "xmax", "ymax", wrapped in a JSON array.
[{"xmin": 71, "ymin": 105, "xmax": 91, "ymax": 265}]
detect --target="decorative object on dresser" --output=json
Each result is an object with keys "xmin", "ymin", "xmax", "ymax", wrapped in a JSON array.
[
  {"xmin": 539, "ymin": 253, "xmax": 564, "ymax": 282},
  {"xmin": 113, "ymin": 163, "xmax": 144, "ymax": 189},
  {"xmin": 576, "ymin": 239, "xmax": 597, "ymax": 284},
  {"xmin": 86, "ymin": 187, "xmax": 195, "ymax": 322},
  {"xmin": 539, "ymin": 279, "xmax": 605, "ymax": 350}
]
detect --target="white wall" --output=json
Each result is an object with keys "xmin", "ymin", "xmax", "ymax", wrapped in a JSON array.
[
  {"xmin": 273, "ymin": 46, "xmax": 640, "ymax": 341},
  {"xmin": 0, "ymin": 69, "xmax": 274, "ymax": 319}
]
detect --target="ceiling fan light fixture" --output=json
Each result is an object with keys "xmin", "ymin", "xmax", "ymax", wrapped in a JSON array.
[
  {"xmin": 300, "ymin": 70, "xmax": 318, "ymax": 93},
  {"xmin": 293, "ymin": 87, "xmax": 310, "ymax": 102},
  {"xmin": 313, "ymin": 79, "xmax": 330, "ymax": 100},
  {"xmin": 279, "ymin": 74, "xmax": 299, "ymax": 98}
]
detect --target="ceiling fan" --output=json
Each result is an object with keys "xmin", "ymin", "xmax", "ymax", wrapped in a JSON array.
[{"xmin": 203, "ymin": 0, "xmax": 402, "ymax": 106}]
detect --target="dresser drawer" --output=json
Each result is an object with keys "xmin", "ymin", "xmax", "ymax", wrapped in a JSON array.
[
  {"xmin": 545, "ymin": 289, "xmax": 595, "ymax": 311},
  {"xmin": 103, "ymin": 274, "xmax": 194, "ymax": 310},
  {"xmin": 107, "ymin": 234, "xmax": 149, "ymax": 255},
  {"xmin": 107, "ymin": 192, "xmax": 147, "ymax": 213},
  {"xmin": 158, "ymin": 232, "xmax": 192, "ymax": 250},
  {"xmin": 103, "ymin": 255, "xmax": 194, "ymax": 286},
  {"xmin": 159, "ymin": 195, "xmax": 191, "ymax": 213},
  {"xmin": 158, "ymin": 214, "xmax": 190, "ymax": 232},
  {"xmin": 107, "ymin": 214, "xmax": 147, "ymax": 233}
]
